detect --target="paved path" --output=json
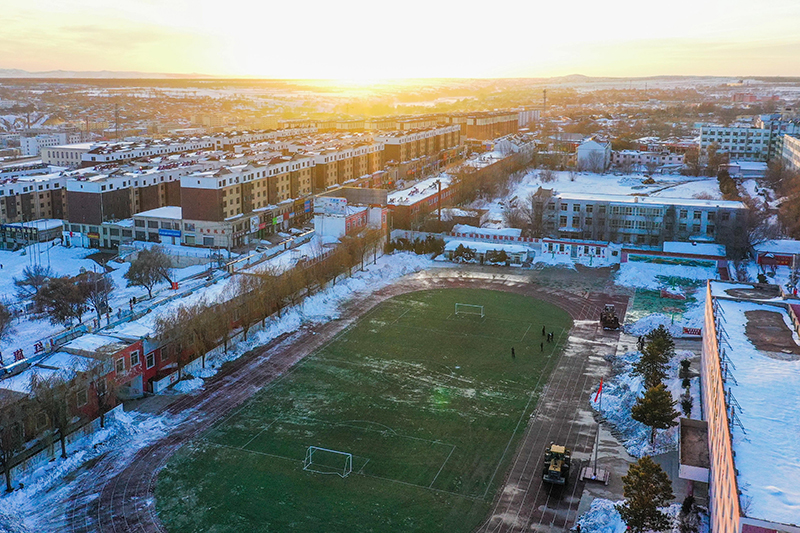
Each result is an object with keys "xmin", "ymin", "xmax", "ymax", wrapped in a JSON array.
[{"xmin": 59, "ymin": 267, "xmax": 628, "ymax": 533}]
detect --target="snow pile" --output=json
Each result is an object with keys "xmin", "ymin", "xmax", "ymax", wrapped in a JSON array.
[
  {"xmin": 615, "ymin": 262, "xmax": 717, "ymax": 291},
  {"xmin": 0, "ymin": 242, "xmax": 97, "ymax": 298},
  {"xmin": 577, "ymin": 498, "xmax": 627, "ymax": 533},
  {"xmin": 0, "ymin": 408, "xmax": 177, "ymax": 532},
  {"xmin": 172, "ymin": 377, "xmax": 204, "ymax": 394},
  {"xmin": 627, "ymin": 314, "xmax": 682, "ymax": 337},
  {"xmin": 592, "ymin": 346, "xmax": 690, "ymax": 458}
]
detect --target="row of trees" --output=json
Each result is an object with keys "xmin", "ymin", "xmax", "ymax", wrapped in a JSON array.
[
  {"xmin": 155, "ymin": 230, "xmax": 385, "ymax": 379},
  {"xmin": 0, "ymin": 361, "xmax": 115, "ymax": 492},
  {"xmin": 631, "ymin": 325, "xmax": 680, "ymax": 444}
]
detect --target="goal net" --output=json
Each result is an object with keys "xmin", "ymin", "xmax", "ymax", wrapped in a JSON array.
[
  {"xmin": 303, "ymin": 446, "xmax": 353, "ymax": 478},
  {"xmin": 455, "ymin": 303, "xmax": 485, "ymax": 318}
]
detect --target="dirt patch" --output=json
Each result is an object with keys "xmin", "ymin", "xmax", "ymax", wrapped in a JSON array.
[
  {"xmin": 744, "ymin": 310, "xmax": 800, "ymax": 360},
  {"xmin": 725, "ymin": 285, "xmax": 781, "ymax": 300}
]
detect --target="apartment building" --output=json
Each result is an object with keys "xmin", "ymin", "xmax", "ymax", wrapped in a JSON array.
[
  {"xmin": 444, "ymin": 111, "xmax": 519, "ymax": 140},
  {"xmin": 42, "ymin": 137, "xmax": 214, "ymax": 168},
  {"xmin": 310, "ymin": 142, "xmax": 384, "ymax": 192},
  {"xmin": 387, "ymin": 175, "xmax": 455, "ymax": 230},
  {"xmin": 699, "ymin": 114, "xmax": 800, "ymax": 162},
  {"xmin": 20, "ymin": 132, "xmax": 82, "ymax": 156},
  {"xmin": 180, "ymin": 155, "xmax": 315, "ymax": 248},
  {"xmin": 209, "ymin": 127, "xmax": 316, "ymax": 150},
  {"xmin": 781, "ymin": 134, "xmax": 800, "ymax": 172},
  {"xmin": 611, "ymin": 150, "xmax": 685, "ymax": 170},
  {"xmin": 701, "ymin": 281, "xmax": 800, "ymax": 533},
  {"xmin": 64, "ymin": 161, "xmax": 203, "ymax": 227},
  {"xmin": 536, "ymin": 190, "xmax": 746, "ymax": 246},
  {"xmin": 375, "ymin": 125, "xmax": 461, "ymax": 164},
  {"xmin": 0, "ymin": 173, "xmax": 67, "ymax": 224}
]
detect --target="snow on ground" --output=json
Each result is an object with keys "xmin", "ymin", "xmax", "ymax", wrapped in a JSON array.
[
  {"xmin": 0, "ymin": 408, "xmax": 180, "ymax": 533},
  {"xmin": 592, "ymin": 345, "xmax": 691, "ymax": 458},
  {"xmin": 0, "ymin": 242, "xmax": 97, "ymax": 301},
  {"xmin": 615, "ymin": 261, "xmax": 718, "ymax": 292},
  {"xmin": 171, "ymin": 377, "xmax": 204, "ymax": 394},
  {"xmin": 175, "ymin": 252, "xmax": 440, "ymax": 385},
  {"xmin": 576, "ymin": 499, "xmax": 704, "ymax": 533}
]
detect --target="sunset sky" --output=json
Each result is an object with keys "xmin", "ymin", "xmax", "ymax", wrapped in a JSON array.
[{"xmin": 3, "ymin": 0, "xmax": 800, "ymax": 78}]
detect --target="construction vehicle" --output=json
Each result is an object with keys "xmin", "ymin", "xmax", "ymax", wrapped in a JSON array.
[
  {"xmin": 542, "ymin": 443, "xmax": 571, "ymax": 485},
  {"xmin": 600, "ymin": 304, "xmax": 621, "ymax": 330}
]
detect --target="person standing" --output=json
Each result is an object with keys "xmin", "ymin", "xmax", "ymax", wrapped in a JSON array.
[{"xmin": 511, "ymin": 347, "xmax": 516, "ymax": 358}]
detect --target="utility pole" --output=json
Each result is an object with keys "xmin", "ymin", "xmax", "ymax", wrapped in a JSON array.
[{"xmin": 542, "ymin": 89, "xmax": 547, "ymax": 116}]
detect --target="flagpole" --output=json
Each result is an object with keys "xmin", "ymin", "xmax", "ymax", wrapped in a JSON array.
[{"xmin": 593, "ymin": 379, "xmax": 602, "ymax": 477}]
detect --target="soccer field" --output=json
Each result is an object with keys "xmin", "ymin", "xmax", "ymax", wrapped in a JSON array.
[{"xmin": 156, "ymin": 288, "xmax": 572, "ymax": 533}]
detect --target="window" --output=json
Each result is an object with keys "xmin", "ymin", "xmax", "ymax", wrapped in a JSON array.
[
  {"xmin": 679, "ymin": 223, "xmax": 687, "ymax": 231},
  {"xmin": 76, "ymin": 388, "xmax": 88, "ymax": 407},
  {"xmin": 680, "ymin": 210, "xmax": 688, "ymax": 219},
  {"xmin": 131, "ymin": 350, "xmax": 140, "ymax": 367},
  {"xmin": 135, "ymin": 231, "xmax": 146, "ymax": 241},
  {"xmin": 561, "ymin": 204, "xmax": 567, "ymax": 211},
  {"xmin": 560, "ymin": 216, "xmax": 567, "ymax": 226},
  {"xmin": 720, "ymin": 212, "xmax": 730, "ymax": 221},
  {"xmin": 135, "ymin": 220, "xmax": 145, "ymax": 227},
  {"xmin": 559, "ymin": 244, "xmax": 565, "ymax": 252},
  {"xmin": 586, "ymin": 205, "xmax": 593, "ymax": 213},
  {"xmin": 708, "ymin": 212, "xmax": 715, "ymax": 221},
  {"xmin": 115, "ymin": 358, "xmax": 125, "ymax": 373},
  {"xmin": 146, "ymin": 351, "xmax": 156, "ymax": 369},
  {"xmin": 573, "ymin": 204, "xmax": 580, "ymax": 212},
  {"xmin": 586, "ymin": 218, "xmax": 592, "ymax": 226},
  {"xmin": 147, "ymin": 221, "xmax": 158, "ymax": 229},
  {"xmin": 693, "ymin": 211, "xmax": 701, "ymax": 220}
]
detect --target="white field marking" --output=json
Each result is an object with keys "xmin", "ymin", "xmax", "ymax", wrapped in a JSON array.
[
  {"xmin": 520, "ymin": 323, "xmax": 533, "ymax": 342},
  {"xmin": 358, "ymin": 471, "xmax": 485, "ymax": 502},
  {"xmin": 242, "ymin": 416, "xmax": 282, "ymax": 449},
  {"xmin": 203, "ymin": 438, "xmax": 301, "ymax": 464},
  {"xmin": 389, "ymin": 307, "xmax": 410, "ymax": 326},
  {"xmin": 356, "ymin": 458, "xmax": 371, "ymax": 475},
  {"xmin": 429, "ymin": 444, "xmax": 457, "ymax": 489}
]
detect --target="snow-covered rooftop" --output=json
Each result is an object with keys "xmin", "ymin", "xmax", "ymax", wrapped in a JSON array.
[
  {"xmin": 38, "ymin": 352, "xmax": 96, "ymax": 372},
  {"xmin": 452, "ymin": 224, "xmax": 522, "ymax": 238},
  {"xmin": 134, "ymin": 206, "xmax": 182, "ymax": 220},
  {"xmin": 63, "ymin": 334, "xmax": 129, "ymax": 356},
  {"xmin": 713, "ymin": 297, "xmax": 800, "ymax": 526},
  {"xmin": 754, "ymin": 239, "xmax": 800, "ymax": 256},
  {"xmin": 0, "ymin": 367, "xmax": 73, "ymax": 395},
  {"xmin": 1, "ymin": 219, "xmax": 63, "ymax": 231},
  {"xmin": 387, "ymin": 175, "xmax": 451, "ymax": 206},
  {"xmin": 663, "ymin": 241, "xmax": 726, "ymax": 257},
  {"xmin": 444, "ymin": 240, "xmax": 530, "ymax": 254},
  {"xmin": 555, "ymin": 191, "xmax": 746, "ymax": 209}
]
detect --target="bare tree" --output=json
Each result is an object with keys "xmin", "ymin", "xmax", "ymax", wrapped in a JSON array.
[
  {"xmin": 30, "ymin": 371, "xmax": 76, "ymax": 459},
  {"xmin": 34, "ymin": 277, "xmax": 87, "ymax": 326},
  {"xmin": 124, "ymin": 246, "xmax": 173, "ymax": 299},
  {"xmin": 86, "ymin": 361, "xmax": 116, "ymax": 428},
  {"xmin": 78, "ymin": 271, "xmax": 115, "ymax": 325},
  {"xmin": 14, "ymin": 264, "xmax": 53, "ymax": 301},
  {"xmin": 0, "ymin": 395, "xmax": 26, "ymax": 492},
  {"xmin": 0, "ymin": 301, "xmax": 12, "ymax": 345}
]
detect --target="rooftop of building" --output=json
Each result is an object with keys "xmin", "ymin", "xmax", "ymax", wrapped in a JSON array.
[
  {"xmin": 662, "ymin": 241, "xmax": 726, "ymax": 257},
  {"xmin": 134, "ymin": 206, "xmax": 182, "ymax": 220},
  {"xmin": 387, "ymin": 175, "xmax": 452, "ymax": 206},
  {"xmin": 709, "ymin": 281, "xmax": 800, "ymax": 526},
  {"xmin": 554, "ymin": 191, "xmax": 747, "ymax": 209},
  {"xmin": 62, "ymin": 333, "xmax": 130, "ymax": 357},
  {"xmin": 452, "ymin": 224, "xmax": 522, "ymax": 238},
  {"xmin": 0, "ymin": 366, "xmax": 74, "ymax": 395},
  {"xmin": 753, "ymin": 239, "xmax": 800, "ymax": 256},
  {"xmin": 1, "ymin": 219, "xmax": 63, "ymax": 231}
]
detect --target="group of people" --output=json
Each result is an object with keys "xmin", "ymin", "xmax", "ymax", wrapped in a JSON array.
[{"xmin": 540, "ymin": 325, "xmax": 555, "ymax": 351}]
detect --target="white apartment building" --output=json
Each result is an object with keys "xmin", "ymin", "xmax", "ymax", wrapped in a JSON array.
[
  {"xmin": 538, "ymin": 190, "xmax": 746, "ymax": 246},
  {"xmin": 611, "ymin": 150, "xmax": 684, "ymax": 170},
  {"xmin": 781, "ymin": 134, "xmax": 800, "ymax": 172},
  {"xmin": 699, "ymin": 114, "xmax": 800, "ymax": 162},
  {"xmin": 20, "ymin": 132, "xmax": 82, "ymax": 157}
]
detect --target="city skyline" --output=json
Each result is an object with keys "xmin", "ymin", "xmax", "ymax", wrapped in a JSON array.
[{"xmin": 3, "ymin": 0, "xmax": 800, "ymax": 79}]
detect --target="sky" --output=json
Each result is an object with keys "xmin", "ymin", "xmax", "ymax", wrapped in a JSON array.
[{"xmin": 2, "ymin": 0, "xmax": 800, "ymax": 78}]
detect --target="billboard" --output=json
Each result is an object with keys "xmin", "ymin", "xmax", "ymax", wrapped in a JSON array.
[
  {"xmin": 315, "ymin": 196, "xmax": 347, "ymax": 215},
  {"xmin": 250, "ymin": 216, "xmax": 260, "ymax": 234},
  {"xmin": 158, "ymin": 229, "xmax": 181, "ymax": 238}
]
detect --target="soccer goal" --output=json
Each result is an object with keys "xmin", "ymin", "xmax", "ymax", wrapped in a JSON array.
[
  {"xmin": 303, "ymin": 446, "xmax": 353, "ymax": 478},
  {"xmin": 455, "ymin": 303, "xmax": 485, "ymax": 318}
]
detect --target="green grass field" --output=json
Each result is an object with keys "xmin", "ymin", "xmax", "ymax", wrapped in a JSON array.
[{"xmin": 156, "ymin": 288, "xmax": 573, "ymax": 533}]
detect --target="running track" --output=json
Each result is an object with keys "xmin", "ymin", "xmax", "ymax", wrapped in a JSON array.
[{"xmin": 59, "ymin": 268, "xmax": 628, "ymax": 533}]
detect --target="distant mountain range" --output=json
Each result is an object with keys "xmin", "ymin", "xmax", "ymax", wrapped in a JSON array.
[{"xmin": 0, "ymin": 69, "xmax": 212, "ymax": 79}]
